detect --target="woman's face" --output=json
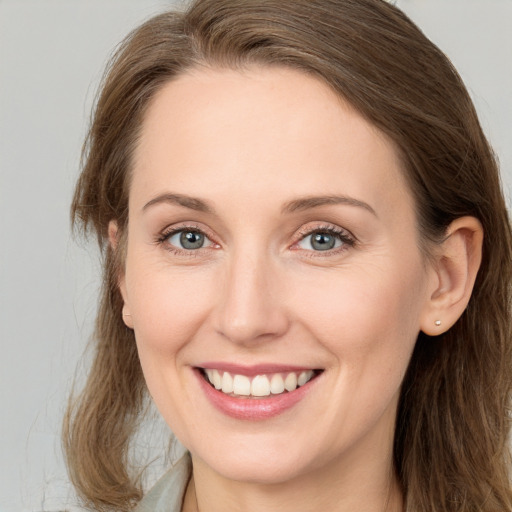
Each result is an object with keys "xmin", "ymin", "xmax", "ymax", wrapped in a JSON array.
[{"xmin": 119, "ymin": 66, "xmax": 435, "ymax": 484}]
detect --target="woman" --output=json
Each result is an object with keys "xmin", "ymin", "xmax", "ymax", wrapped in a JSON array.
[{"xmin": 64, "ymin": 0, "xmax": 512, "ymax": 510}]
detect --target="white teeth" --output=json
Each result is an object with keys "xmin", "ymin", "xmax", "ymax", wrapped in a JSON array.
[
  {"xmin": 212, "ymin": 369, "xmax": 222, "ymax": 390},
  {"xmin": 251, "ymin": 375, "xmax": 271, "ymax": 397},
  {"xmin": 203, "ymin": 369, "xmax": 316, "ymax": 397},
  {"xmin": 221, "ymin": 371, "xmax": 233, "ymax": 393},
  {"xmin": 298, "ymin": 370, "xmax": 313, "ymax": 387},
  {"xmin": 284, "ymin": 372, "xmax": 298, "ymax": 391},
  {"xmin": 270, "ymin": 373, "xmax": 285, "ymax": 394},
  {"xmin": 233, "ymin": 374, "xmax": 251, "ymax": 396}
]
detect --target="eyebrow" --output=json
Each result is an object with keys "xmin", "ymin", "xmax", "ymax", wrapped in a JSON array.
[
  {"xmin": 282, "ymin": 195, "xmax": 377, "ymax": 216},
  {"xmin": 142, "ymin": 192, "xmax": 376, "ymax": 217},
  {"xmin": 142, "ymin": 193, "xmax": 215, "ymax": 213}
]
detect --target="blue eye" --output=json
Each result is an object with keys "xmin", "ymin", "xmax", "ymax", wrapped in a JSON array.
[
  {"xmin": 297, "ymin": 230, "xmax": 345, "ymax": 251},
  {"xmin": 167, "ymin": 230, "xmax": 210, "ymax": 250}
]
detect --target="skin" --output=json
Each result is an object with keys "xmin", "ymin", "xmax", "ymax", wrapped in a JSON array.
[{"xmin": 112, "ymin": 66, "xmax": 483, "ymax": 512}]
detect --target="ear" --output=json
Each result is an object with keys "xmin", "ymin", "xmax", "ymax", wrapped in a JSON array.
[
  {"xmin": 108, "ymin": 220, "xmax": 133, "ymax": 329},
  {"xmin": 420, "ymin": 216, "xmax": 483, "ymax": 335}
]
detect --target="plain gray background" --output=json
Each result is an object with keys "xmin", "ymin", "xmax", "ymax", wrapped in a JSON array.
[{"xmin": 1, "ymin": 1, "xmax": 511, "ymax": 511}]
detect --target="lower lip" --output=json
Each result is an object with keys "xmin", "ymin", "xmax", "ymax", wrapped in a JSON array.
[{"xmin": 195, "ymin": 369, "xmax": 319, "ymax": 421}]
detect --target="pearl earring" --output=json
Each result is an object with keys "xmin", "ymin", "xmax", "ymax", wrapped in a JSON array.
[{"xmin": 435, "ymin": 320, "xmax": 441, "ymax": 326}]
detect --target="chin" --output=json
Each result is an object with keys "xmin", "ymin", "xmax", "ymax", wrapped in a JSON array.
[
  {"xmin": 203, "ymin": 449, "xmax": 314, "ymax": 484},
  {"xmin": 185, "ymin": 428, "xmax": 328, "ymax": 485}
]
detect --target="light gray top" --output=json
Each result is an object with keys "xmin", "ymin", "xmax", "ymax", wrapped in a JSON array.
[{"xmin": 135, "ymin": 454, "xmax": 192, "ymax": 512}]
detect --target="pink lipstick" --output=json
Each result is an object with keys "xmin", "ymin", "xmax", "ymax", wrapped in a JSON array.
[{"xmin": 194, "ymin": 364, "xmax": 322, "ymax": 420}]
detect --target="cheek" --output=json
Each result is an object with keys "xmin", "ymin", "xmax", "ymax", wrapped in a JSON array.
[
  {"xmin": 292, "ymin": 259, "xmax": 425, "ymax": 374},
  {"xmin": 287, "ymin": 261, "xmax": 426, "ymax": 446},
  {"xmin": 124, "ymin": 262, "xmax": 219, "ymax": 430},
  {"xmin": 125, "ymin": 262, "xmax": 216, "ymax": 359}
]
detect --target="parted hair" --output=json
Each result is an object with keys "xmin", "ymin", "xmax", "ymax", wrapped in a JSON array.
[{"xmin": 65, "ymin": 0, "xmax": 512, "ymax": 510}]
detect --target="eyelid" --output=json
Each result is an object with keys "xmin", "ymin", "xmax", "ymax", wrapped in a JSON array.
[{"xmin": 294, "ymin": 222, "xmax": 356, "ymax": 241}]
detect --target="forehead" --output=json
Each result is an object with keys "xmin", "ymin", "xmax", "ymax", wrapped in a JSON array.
[{"xmin": 131, "ymin": 66, "xmax": 412, "ymax": 219}]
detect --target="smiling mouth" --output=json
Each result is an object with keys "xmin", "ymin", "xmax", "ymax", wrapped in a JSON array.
[{"xmin": 199, "ymin": 368, "xmax": 323, "ymax": 398}]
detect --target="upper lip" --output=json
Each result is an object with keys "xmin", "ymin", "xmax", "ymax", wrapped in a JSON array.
[{"xmin": 196, "ymin": 362, "xmax": 321, "ymax": 377}]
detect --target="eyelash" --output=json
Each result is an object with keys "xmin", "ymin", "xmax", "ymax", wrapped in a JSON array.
[
  {"xmin": 293, "ymin": 224, "xmax": 356, "ymax": 257},
  {"xmin": 156, "ymin": 224, "xmax": 216, "ymax": 256},
  {"xmin": 155, "ymin": 223, "xmax": 356, "ymax": 257}
]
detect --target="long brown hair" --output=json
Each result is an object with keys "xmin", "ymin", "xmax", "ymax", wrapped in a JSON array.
[{"xmin": 65, "ymin": 0, "xmax": 512, "ymax": 510}]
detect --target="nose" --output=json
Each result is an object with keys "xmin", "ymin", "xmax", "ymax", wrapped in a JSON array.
[{"xmin": 214, "ymin": 249, "xmax": 290, "ymax": 346}]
